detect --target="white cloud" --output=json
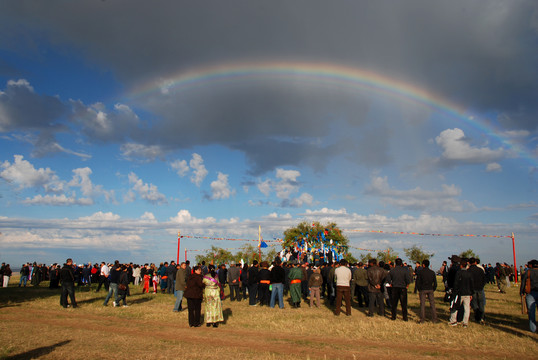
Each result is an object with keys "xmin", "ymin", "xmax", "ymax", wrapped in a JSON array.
[
  {"xmin": 121, "ymin": 143, "xmax": 166, "ymax": 162},
  {"xmin": 210, "ymin": 172, "xmax": 235, "ymax": 200},
  {"xmin": 365, "ymin": 175, "xmax": 476, "ymax": 212},
  {"xmin": 256, "ymin": 168, "xmax": 312, "ymax": 207},
  {"xmin": 189, "ymin": 153, "xmax": 208, "ymax": 186},
  {"xmin": 127, "ymin": 172, "xmax": 167, "ymax": 204},
  {"xmin": 486, "ymin": 162, "xmax": 502, "ymax": 172},
  {"xmin": 171, "ymin": 159, "xmax": 189, "ymax": 177},
  {"xmin": 78, "ymin": 211, "xmax": 121, "ymax": 221},
  {"xmin": 435, "ymin": 128, "xmax": 506, "ymax": 165},
  {"xmin": 22, "ymin": 193, "xmax": 92, "ymax": 206},
  {"xmin": 169, "ymin": 209, "xmax": 216, "ymax": 224},
  {"xmin": 257, "ymin": 179, "xmax": 272, "ymax": 196},
  {"xmin": 0, "ymin": 155, "xmax": 62, "ymax": 192},
  {"xmin": 274, "ymin": 168, "xmax": 301, "ymax": 198},
  {"xmin": 288, "ymin": 192, "xmax": 314, "ymax": 207}
]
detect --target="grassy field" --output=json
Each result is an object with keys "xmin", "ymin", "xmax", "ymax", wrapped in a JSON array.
[{"xmin": 0, "ymin": 276, "xmax": 536, "ymax": 359}]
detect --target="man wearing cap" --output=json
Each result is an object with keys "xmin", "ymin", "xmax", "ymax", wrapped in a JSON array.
[
  {"xmin": 227, "ymin": 261, "xmax": 241, "ymax": 301},
  {"xmin": 520, "ymin": 259, "xmax": 538, "ymax": 333}
]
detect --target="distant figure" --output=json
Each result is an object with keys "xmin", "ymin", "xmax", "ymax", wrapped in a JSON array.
[
  {"xmin": 59, "ymin": 258, "xmax": 77, "ymax": 308},
  {"xmin": 2, "ymin": 264, "xmax": 12, "ymax": 287},
  {"xmin": 416, "ymin": 259, "xmax": 438, "ymax": 324}
]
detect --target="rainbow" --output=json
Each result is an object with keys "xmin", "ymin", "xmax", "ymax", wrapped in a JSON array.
[{"xmin": 128, "ymin": 61, "xmax": 536, "ymax": 167}]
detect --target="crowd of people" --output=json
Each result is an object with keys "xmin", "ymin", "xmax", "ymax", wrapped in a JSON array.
[{"xmin": 2, "ymin": 256, "xmax": 536, "ymax": 333}]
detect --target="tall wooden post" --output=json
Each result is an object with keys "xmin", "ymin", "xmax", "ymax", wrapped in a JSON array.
[
  {"xmin": 512, "ymin": 232, "xmax": 518, "ymax": 284},
  {"xmin": 177, "ymin": 230, "xmax": 181, "ymax": 264}
]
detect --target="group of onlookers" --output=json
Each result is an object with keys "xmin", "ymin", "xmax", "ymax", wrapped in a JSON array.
[{"xmin": 2, "ymin": 255, "xmax": 536, "ymax": 334}]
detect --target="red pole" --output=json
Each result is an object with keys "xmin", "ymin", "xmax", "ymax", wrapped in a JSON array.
[
  {"xmin": 177, "ymin": 231, "xmax": 181, "ymax": 264},
  {"xmin": 512, "ymin": 232, "xmax": 518, "ymax": 284},
  {"xmin": 185, "ymin": 248, "xmax": 187, "ymax": 262}
]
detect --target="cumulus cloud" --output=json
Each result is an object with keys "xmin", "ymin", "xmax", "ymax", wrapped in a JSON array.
[
  {"xmin": 127, "ymin": 172, "xmax": 167, "ymax": 204},
  {"xmin": 365, "ymin": 175, "xmax": 476, "ymax": 212},
  {"xmin": 189, "ymin": 153, "xmax": 208, "ymax": 187},
  {"xmin": 209, "ymin": 172, "xmax": 234, "ymax": 200},
  {"xmin": 22, "ymin": 193, "xmax": 92, "ymax": 206},
  {"xmin": 0, "ymin": 155, "xmax": 62, "ymax": 192},
  {"xmin": 170, "ymin": 159, "xmax": 189, "ymax": 177},
  {"xmin": 255, "ymin": 168, "xmax": 314, "ymax": 208},
  {"xmin": 434, "ymin": 128, "xmax": 507, "ymax": 170}
]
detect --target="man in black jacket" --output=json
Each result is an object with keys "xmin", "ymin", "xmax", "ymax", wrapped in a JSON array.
[
  {"xmin": 416, "ymin": 259, "xmax": 437, "ymax": 323},
  {"xmin": 467, "ymin": 258, "xmax": 486, "ymax": 323},
  {"xmin": 386, "ymin": 258, "xmax": 412, "ymax": 321},
  {"xmin": 248, "ymin": 260, "xmax": 259, "ymax": 306},
  {"xmin": 449, "ymin": 259, "xmax": 474, "ymax": 327},
  {"xmin": 60, "ymin": 258, "xmax": 78, "ymax": 308}
]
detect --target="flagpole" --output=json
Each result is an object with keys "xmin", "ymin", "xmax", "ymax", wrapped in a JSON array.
[
  {"xmin": 258, "ymin": 225, "xmax": 262, "ymax": 261},
  {"xmin": 177, "ymin": 230, "xmax": 181, "ymax": 264},
  {"xmin": 512, "ymin": 232, "xmax": 518, "ymax": 284}
]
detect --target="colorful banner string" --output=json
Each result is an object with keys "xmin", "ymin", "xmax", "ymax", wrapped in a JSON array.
[
  {"xmin": 181, "ymin": 235, "xmax": 282, "ymax": 243},
  {"xmin": 344, "ymin": 229, "xmax": 512, "ymax": 238}
]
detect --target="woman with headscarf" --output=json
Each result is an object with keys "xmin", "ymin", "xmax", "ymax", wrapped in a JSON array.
[
  {"xmin": 184, "ymin": 266, "xmax": 205, "ymax": 327},
  {"xmin": 203, "ymin": 265, "xmax": 224, "ymax": 327}
]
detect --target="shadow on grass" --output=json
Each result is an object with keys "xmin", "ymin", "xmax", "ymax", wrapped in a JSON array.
[
  {"xmin": 223, "ymin": 307, "xmax": 232, "ymax": 324},
  {"xmin": 0, "ymin": 286, "xmax": 61, "ymax": 308},
  {"xmin": 4, "ymin": 340, "xmax": 71, "ymax": 360}
]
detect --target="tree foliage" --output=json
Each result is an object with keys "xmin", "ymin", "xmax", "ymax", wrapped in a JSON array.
[
  {"xmin": 404, "ymin": 244, "xmax": 434, "ymax": 264},
  {"xmin": 377, "ymin": 246, "xmax": 399, "ymax": 264},
  {"xmin": 282, "ymin": 221, "xmax": 348, "ymax": 254},
  {"xmin": 459, "ymin": 249, "xmax": 479, "ymax": 260}
]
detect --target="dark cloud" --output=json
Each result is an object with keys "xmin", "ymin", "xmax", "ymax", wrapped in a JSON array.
[{"xmin": 1, "ymin": 0, "xmax": 537, "ymax": 168}]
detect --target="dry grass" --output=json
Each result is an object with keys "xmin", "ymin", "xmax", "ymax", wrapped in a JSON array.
[{"xmin": 0, "ymin": 276, "xmax": 536, "ymax": 359}]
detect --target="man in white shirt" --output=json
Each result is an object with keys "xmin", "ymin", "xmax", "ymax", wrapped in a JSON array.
[
  {"xmin": 96, "ymin": 262, "xmax": 110, "ymax": 292},
  {"xmin": 334, "ymin": 259, "xmax": 352, "ymax": 316}
]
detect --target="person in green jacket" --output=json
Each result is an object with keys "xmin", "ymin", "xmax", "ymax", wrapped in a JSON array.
[{"xmin": 288, "ymin": 261, "xmax": 303, "ymax": 308}]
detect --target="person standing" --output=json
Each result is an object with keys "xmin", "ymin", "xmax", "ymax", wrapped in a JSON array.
[
  {"xmin": 495, "ymin": 262, "xmax": 507, "ymax": 293},
  {"xmin": 270, "ymin": 258, "xmax": 286, "ymax": 309},
  {"xmin": 227, "ymin": 261, "xmax": 241, "ymax": 302},
  {"xmin": 203, "ymin": 265, "xmax": 224, "ymax": 328},
  {"xmin": 96, "ymin": 262, "xmax": 110, "ymax": 292},
  {"xmin": 184, "ymin": 266, "xmax": 205, "ymax": 328},
  {"xmin": 520, "ymin": 259, "xmax": 538, "ymax": 333},
  {"xmin": 468, "ymin": 258, "xmax": 486, "ymax": 324},
  {"xmin": 166, "ymin": 261, "xmax": 176, "ymax": 294},
  {"xmin": 308, "ymin": 266, "xmax": 323, "ymax": 308},
  {"xmin": 367, "ymin": 258, "xmax": 385, "ymax": 317},
  {"xmin": 19, "ymin": 263, "xmax": 29, "ymax": 287},
  {"xmin": 248, "ymin": 260, "xmax": 259, "ymax": 306},
  {"xmin": 2, "ymin": 264, "xmax": 12, "ymax": 287},
  {"xmin": 104, "ymin": 261, "xmax": 121, "ymax": 307},
  {"xmin": 288, "ymin": 261, "xmax": 303, "ymax": 308},
  {"xmin": 334, "ymin": 259, "xmax": 352, "ymax": 316},
  {"xmin": 258, "ymin": 261, "xmax": 271, "ymax": 306},
  {"xmin": 386, "ymin": 258, "xmax": 412, "ymax": 321},
  {"xmin": 59, "ymin": 259, "xmax": 77, "ymax": 308},
  {"xmin": 449, "ymin": 259, "xmax": 474, "ymax": 327},
  {"xmin": 352, "ymin": 262, "xmax": 369, "ymax": 307},
  {"xmin": 416, "ymin": 259, "xmax": 438, "ymax": 323},
  {"xmin": 173, "ymin": 262, "xmax": 187, "ymax": 312},
  {"xmin": 117, "ymin": 265, "xmax": 130, "ymax": 307}
]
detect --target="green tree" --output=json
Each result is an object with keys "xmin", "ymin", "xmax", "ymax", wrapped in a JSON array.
[
  {"xmin": 376, "ymin": 247, "xmax": 398, "ymax": 264},
  {"xmin": 459, "ymin": 249, "xmax": 479, "ymax": 260},
  {"xmin": 404, "ymin": 244, "xmax": 434, "ymax": 264},
  {"xmin": 282, "ymin": 221, "xmax": 348, "ymax": 255},
  {"xmin": 358, "ymin": 253, "xmax": 375, "ymax": 264},
  {"xmin": 194, "ymin": 246, "xmax": 234, "ymax": 265}
]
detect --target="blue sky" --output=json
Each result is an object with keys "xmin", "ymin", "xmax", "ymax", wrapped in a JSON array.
[{"xmin": 0, "ymin": 1, "xmax": 537, "ymax": 268}]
